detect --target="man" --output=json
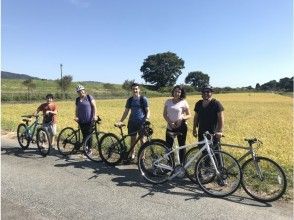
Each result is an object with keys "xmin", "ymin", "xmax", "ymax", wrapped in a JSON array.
[
  {"xmin": 75, "ymin": 85, "xmax": 97, "ymax": 154},
  {"xmin": 193, "ymin": 85, "xmax": 224, "ymax": 142},
  {"xmin": 34, "ymin": 94, "xmax": 58, "ymax": 146},
  {"xmin": 118, "ymin": 83, "xmax": 150, "ymax": 161}
]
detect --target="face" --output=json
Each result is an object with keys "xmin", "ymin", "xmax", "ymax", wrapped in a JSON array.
[
  {"xmin": 202, "ymin": 90, "xmax": 212, "ymax": 100},
  {"xmin": 132, "ymin": 86, "xmax": 140, "ymax": 96},
  {"xmin": 77, "ymin": 89, "xmax": 86, "ymax": 97},
  {"xmin": 173, "ymin": 87, "xmax": 182, "ymax": 99},
  {"xmin": 46, "ymin": 97, "xmax": 53, "ymax": 103}
]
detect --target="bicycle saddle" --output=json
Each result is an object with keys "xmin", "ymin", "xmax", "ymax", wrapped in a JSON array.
[
  {"xmin": 244, "ymin": 138, "xmax": 258, "ymax": 144},
  {"xmin": 114, "ymin": 123, "xmax": 126, "ymax": 128}
]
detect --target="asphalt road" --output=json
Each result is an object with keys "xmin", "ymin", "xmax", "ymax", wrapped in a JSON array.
[{"xmin": 1, "ymin": 134, "xmax": 293, "ymax": 220}]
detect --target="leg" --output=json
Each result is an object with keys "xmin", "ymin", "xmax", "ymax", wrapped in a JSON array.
[{"xmin": 177, "ymin": 122, "xmax": 187, "ymax": 164}]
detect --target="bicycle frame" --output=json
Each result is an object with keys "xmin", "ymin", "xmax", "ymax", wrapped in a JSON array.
[
  {"xmin": 23, "ymin": 116, "xmax": 41, "ymax": 140},
  {"xmin": 153, "ymin": 132, "xmax": 220, "ymax": 180}
]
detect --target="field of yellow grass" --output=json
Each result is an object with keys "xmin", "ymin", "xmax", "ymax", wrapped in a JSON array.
[{"xmin": 1, "ymin": 92, "xmax": 293, "ymax": 199}]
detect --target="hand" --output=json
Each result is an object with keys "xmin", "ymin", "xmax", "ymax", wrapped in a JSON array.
[
  {"xmin": 74, "ymin": 117, "xmax": 79, "ymax": 123},
  {"xmin": 45, "ymin": 110, "xmax": 50, "ymax": 115},
  {"xmin": 93, "ymin": 115, "xmax": 98, "ymax": 121},
  {"xmin": 116, "ymin": 121, "xmax": 124, "ymax": 126},
  {"xmin": 214, "ymin": 132, "xmax": 223, "ymax": 139}
]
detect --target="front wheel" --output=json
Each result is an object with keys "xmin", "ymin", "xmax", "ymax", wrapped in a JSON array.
[
  {"xmin": 98, "ymin": 133, "xmax": 123, "ymax": 166},
  {"xmin": 195, "ymin": 151, "xmax": 242, "ymax": 198},
  {"xmin": 57, "ymin": 127, "xmax": 77, "ymax": 156},
  {"xmin": 83, "ymin": 132, "xmax": 105, "ymax": 162},
  {"xmin": 36, "ymin": 128, "xmax": 51, "ymax": 157},
  {"xmin": 183, "ymin": 147, "xmax": 201, "ymax": 184},
  {"xmin": 241, "ymin": 156, "xmax": 287, "ymax": 202},
  {"xmin": 17, "ymin": 123, "xmax": 31, "ymax": 149},
  {"xmin": 138, "ymin": 141, "xmax": 174, "ymax": 184}
]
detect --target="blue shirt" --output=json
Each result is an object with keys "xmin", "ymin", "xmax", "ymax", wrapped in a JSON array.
[
  {"xmin": 76, "ymin": 95, "xmax": 94, "ymax": 124},
  {"xmin": 125, "ymin": 96, "xmax": 148, "ymax": 123}
]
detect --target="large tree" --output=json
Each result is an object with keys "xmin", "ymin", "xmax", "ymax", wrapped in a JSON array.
[
  {"xmin": 56, "ymin": 75, "xmax": 73, "ymax": 92},
  {"xmin": 140, "ymin": 52, "xmax": 185, "ymax": 89},
  {"xmin": 185, "ymin": 71, "xmax": 209, "ymax": 90}
]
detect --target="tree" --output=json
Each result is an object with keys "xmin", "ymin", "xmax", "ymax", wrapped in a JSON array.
[
  {"xmin": 22, "ymin": 79, "xmax": 36, "ymax": 101},
  {"xmin": 255, "ymin": 83, "xmax": 261, "ymax": 90},
  {"xmin": 185, "ymin": 71, "xmax": 209, "ymax": 91},
  {"xmin": 278, "ymin": 77, "xmax": 293, "ymax": 91},
  {"xmin": 122, "ymin": 79, "xmax": 135, "ymax": 91},
  {"xmin": 56, "ymin": 75, "xmax": 73, "ymax": 92},
  {"xmin": 140, "ymin": 52, "xmax": 185, "ymax": 89},
  {"xmin": 260, "ymin": 80, "xmax": 278, "ymax": 91}
]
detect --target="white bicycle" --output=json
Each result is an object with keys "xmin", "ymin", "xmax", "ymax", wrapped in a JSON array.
[{"xmin": 137, "ymin": 131, "xmax": 242, "ymax": 198}]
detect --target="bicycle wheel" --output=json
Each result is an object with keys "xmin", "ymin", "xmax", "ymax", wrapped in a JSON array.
[
  {"xmin": 98, "ymin": 133, "xmax": 123, "ymax": 166},
  {"xmin": 138, "ymin": 141, "xmax": 174, "ymax": 184},
  {"xmin": 83, "ymin": 132, "xmax": 105, "ymax": 162},
  {"xmin": 36, "ymin": 128, "xmax": 51, "ymax": 157},
  {"xmin": 57, "ymin": 127, "xmax": 77, "ymax": 156},
  {"xmin": 183, "ymin": 147, "xmax": 201, "ymax": 184},
  {"xmin": 17, "ymin": 123, "xmax": 31, "ymax": 149},
  {"xmin": 241, "ymin": 156, "xmax": 287, "ymax": 202},
  {"xmin": 195, "ymin": 151, "xmax": 242, "ymax": 197}
]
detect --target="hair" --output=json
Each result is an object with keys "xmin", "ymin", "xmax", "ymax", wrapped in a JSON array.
[
  {"xmin": 171, "ymin": 85, "xmax": 186, "ymax": 100},
  {"xmin": 131, "ymin": 82, "xmax": 140, "ymax": 88},
  {"xmin": 46, "ymin": 94, "xmax": 54, "ymax": 99}
]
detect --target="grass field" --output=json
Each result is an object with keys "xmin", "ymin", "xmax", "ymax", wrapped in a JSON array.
[{"xmin": 1, "ymin": 92, "xmax": 293, "ymax": 199}]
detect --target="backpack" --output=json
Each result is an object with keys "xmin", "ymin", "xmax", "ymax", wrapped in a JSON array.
[{"xmin": 127, "ymin": 96, "xmax": 147, "ymax": 116}]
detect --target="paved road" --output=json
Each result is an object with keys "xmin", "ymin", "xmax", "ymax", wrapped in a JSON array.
[{"xmin": 1, "ymin": 134, "xmax": 293, "ymax": 220}]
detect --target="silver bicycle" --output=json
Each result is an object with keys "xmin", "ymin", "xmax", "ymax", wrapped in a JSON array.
[{"xmin": 137, "ymin": 131, "xmax": 242, "ymax": 198}]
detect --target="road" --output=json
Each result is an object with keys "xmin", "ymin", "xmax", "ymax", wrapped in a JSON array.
[{"xmin": 1, "ymin": 133, "xmax": 293, "ymax": 220}]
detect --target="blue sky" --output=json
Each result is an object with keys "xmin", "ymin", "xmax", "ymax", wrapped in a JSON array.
[{"xmin": 2, "ymin": 0, "xmax": 293, "ymax": 87}]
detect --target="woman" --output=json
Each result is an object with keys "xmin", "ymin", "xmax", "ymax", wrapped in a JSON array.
[{"xmin": 163, "ymin": 85, "xmax": 191, "ymax": 164}]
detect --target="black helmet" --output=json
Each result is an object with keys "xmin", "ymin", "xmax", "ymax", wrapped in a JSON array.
[{"xmin": 201, "ymin": 85, "xmax": 213, "ymax": 92}]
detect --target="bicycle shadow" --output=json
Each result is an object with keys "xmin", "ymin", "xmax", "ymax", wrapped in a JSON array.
[{"xmin": 1, "ymin": 145, "xmax": 44, "ymax": 159}]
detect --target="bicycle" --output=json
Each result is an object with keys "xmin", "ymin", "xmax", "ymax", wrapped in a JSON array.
[
  {"xmin": 137, "ymin": 131, "xmax": 242, "ymax": 198},
  {"xmin": 17, "ymin": 115, "xmax": 51, "ymax": 157},
  {"xmin": 219, "ymin": 138, "xmax": 287, "ymax": 202},
  {"xmin": 57, "ymin": 116, "xmax": 103, "ymax": 158},
  {"xmin": 98, "ymin": 121, "xmax": 165, "ymax": 166}
]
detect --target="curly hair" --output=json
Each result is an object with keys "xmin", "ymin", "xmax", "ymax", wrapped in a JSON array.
[{"xmin": 171, "ymin": 85, "xmax": 186, "ymax": 100}]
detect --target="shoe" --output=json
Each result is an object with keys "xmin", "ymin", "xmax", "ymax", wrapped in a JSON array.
[{"xmin": 216, "ymin": 178, "xmax": 227, "ymax": 186}]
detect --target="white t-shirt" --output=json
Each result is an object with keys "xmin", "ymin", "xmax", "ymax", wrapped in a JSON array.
[{"xmin": 165, "ymin": 99, "xmax": 189, "ymax": 129}]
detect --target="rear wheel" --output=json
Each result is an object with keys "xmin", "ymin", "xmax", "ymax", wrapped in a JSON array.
[
  {"xmin": 183, "ymin": 147, "xmax": 201, "ymax": 184},
  {"xmin": 17, "ymin": 123, "xmax": 31, "ymax": 149},
  {"xmin": 57, "ymin": 127, "xmax": 77, "ymax": 156},
  {"xmin": 241, "ymin": 157, "xmax": 287, "ymax": 202},
  {"xmin": 83, "ymin": 132, "xmax": 105, "ymax": 162},
  {"xmin": 98, "ymin": 133, "xmax": 122, "ymax": 166},
  {"xmin": 195, "ymin": 151, "xmax": 242, "ymax": 197},
  {"xmin": 138, "ymin": 141, "xmax": 174, "ymax": 184},
  {"xmin": 36, "ymin": 128, "xmax": 51, "ymax": 157}
]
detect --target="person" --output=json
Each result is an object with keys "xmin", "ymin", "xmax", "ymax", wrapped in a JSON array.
[
  {"xmin": 34, "ymin": 94, "xmax": 58, "ymax": 146},
  {"xmin": 163, "ymin": 85, "xmax": 191, "ymax": 164},
  {"xmin": 118, "ymin": 83, "xmax": 150, "ymax": 160},
  {"xmin": 193, "ymin": 85, "xmax": 224, "ymax": 144},
  {"xmin": 74, "ymin": 85, "xmax": 97, "ymax": 154}
]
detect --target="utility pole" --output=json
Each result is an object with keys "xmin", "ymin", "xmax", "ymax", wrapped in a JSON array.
[{"xmin": 60, "ymin": 64, "xmax": 63, "ymax": 99}]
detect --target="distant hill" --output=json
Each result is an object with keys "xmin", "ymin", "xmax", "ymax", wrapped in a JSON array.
[{"xmin": 1, "ymin": 71, "xmax": 41, "ymax": 80}]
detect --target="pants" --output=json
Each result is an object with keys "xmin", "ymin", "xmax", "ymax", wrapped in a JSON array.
[
  {"xmin": 166, "ymin": 122, "xmax": 187, "ymax": 164},
  {"xmin": 79, "ymin": 122, "xmax": 93, "ymax": 148}
]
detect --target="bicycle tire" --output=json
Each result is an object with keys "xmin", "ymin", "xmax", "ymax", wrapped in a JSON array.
[
  {"xmin": 17, "ymin": 123, "xmax": 31, "ymax": 149},
  {"xmin": 138, "ymin": 141, "xmax": 174, "ymax": 184},
  {"xmin": 57, "ymin": 127, "xmax": 77, "ymax": 156},
  {"xmin": 195, "ymin": 151, "xmax": 242, "ymax": 198},
  {"xmin": 241, "ymin": 156, "xmax": 287, "ymax": 202},
  {"xmin": 98, "ymin": 133, "xmax": 123, "ymax": 166},
  {"xmin": 83, "ymin": 132, "xmax": 105, "ymax": 162},
  {"xmin": 183, "ymin": 147, "xmax": 201, "ymax": 184},
  {"xmin": 36, "ymin": 128, "xmax": 51, "ymax": 157}
]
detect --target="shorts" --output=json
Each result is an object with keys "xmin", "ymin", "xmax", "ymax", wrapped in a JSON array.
[
  {"xmin": 43, "ymin": 123, "xmax": 57, "ymax": 136},
  {"xmin": 128, "ymin": 120, "xmax": 144, "ymax": 136}
]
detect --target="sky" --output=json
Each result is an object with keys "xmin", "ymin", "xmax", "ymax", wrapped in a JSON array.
[{"xmin": 1, "ymin": 0, "xmax": 293, "ymax": 87}]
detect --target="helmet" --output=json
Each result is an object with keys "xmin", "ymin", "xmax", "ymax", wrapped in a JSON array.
[
  {"xmin": 201, "ymin": 84, "xmax": 213, "ymax": 92},
  {"xmin": 76, "ymin": 84, "xmax": 85, "ymax": 92}
]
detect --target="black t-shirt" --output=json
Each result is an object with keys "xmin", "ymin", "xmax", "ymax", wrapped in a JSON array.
[{"xmin": 194, "ymin": 98, "xmax": 224, "ymax": 135}]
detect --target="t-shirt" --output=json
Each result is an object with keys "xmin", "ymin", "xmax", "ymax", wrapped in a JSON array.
[
  {"xmin": 125, "ymin": 96, "xmax": 148, "ymax": 123},
  {"xmin": 165, "ymin": 99, "xmax": 189, "ymax": 129},
  {"xmin": 76, "ymin": 95, "xmax": 94, "ymax": 124},
  {"xmin": 37, "ymin": 102, "xmax": 58, "ymax": 124},
  {"xmin": 194, "ymin": 98, "xmax": 224, "ymax": 134}
]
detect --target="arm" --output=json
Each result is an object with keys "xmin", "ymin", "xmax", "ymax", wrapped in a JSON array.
[
  {"xmin": 119, "ymin": 108, "xmax": 130, "ymax": 123},
  {"xmin": 192, "ymin": 112, "xmax": 198, "ymax": 137},
  {"xmin": 74, "ymin": 105, "xmax": 79, "ymax": 122},
  {"xmin": 182, "ymin": 105, "xmax": 191, "ymax": 120},
  {"xmin": 145, "ymin": 107, "xmax": 150, "ymax": 120},
  {"xmin": 91, "ymin": 99, "xmax": 98, "ymax": 121},
  {"xmin": 215, "ymin": 111, "xmax": 224, "ymax": 139}
]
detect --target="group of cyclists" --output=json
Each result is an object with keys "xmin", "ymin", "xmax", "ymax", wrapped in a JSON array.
[{"xmin": 34, "ymin": 82, "xmax": 224, "ymax": 163}]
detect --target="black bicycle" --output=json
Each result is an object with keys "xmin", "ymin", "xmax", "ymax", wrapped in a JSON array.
[
  {"xmin": 98, "ymin": 121, "xmax": 165, "ymax": 166},
  {"xmin": 57, "ymin": 116, "xmax": 103, "ymax": 158},
  {"xmin": 17, "ymin": 115, "xmax": 52, "ymax": 157}
]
